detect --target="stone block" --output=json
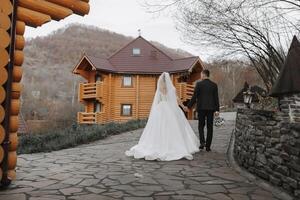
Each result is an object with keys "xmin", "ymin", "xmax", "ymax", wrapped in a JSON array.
[
  {"xmin": 254, "ymin": 130, "xmax": 263, "ymax": 136},
  {"xmin": 283, "ymin": 145, "xmax": 300, "ymax": 156},
  {"xmin": 257, "ymin": 153, "xmax": 267, "ymax": 165},
  {"xmin": 291, "ymin": 170, "xmax": 300, "ymax": 181},
  {"xmin": 276, "ymin": 166, "xmax": 290, "ymax": 176},
  {"xmin": 280, "ymin": 152, "xmax": 290, "ymax": 161},
  {"xmin": 270, "ymin": 138, "xmax": 280, "ymax": 144},
  {"xmin": 270, "ymin": 175, "xmax": 282, "ymax": 186},
  {"xmin": 272, "ymin": 156, "xmax": 283, "ymax": 165},
  {"xmin": 280, "ymin": 134, "xmax": 290, "ymax": 143},
  {"xmin": 266, "ymin": 148, "xmax": 279, "ymax": 156},
  {"xmin": 282, "ymin": 183, "xmax": 293, "ymax": 193},
  {"xmin": 287, "ymin": 161, "xmax": 300, "ymax": 172},
  {"xmin": 284, "ymin": 177, "xmax": 298, "ymax": 189},
  {"xmin": 271, "ymin": 130, "xmax": 281, "ymax": 138},
  {"xmin": 255, "ymin": 169, "xmax": 269, "ymax": 180}
]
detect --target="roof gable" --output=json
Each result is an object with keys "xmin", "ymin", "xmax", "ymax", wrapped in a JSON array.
[
  {"xmin": 270, "ymin": 36, "xmax": 300, "ymax": 97},
  {"xmin": 72, "ymin": 55, "xmax": 97, "ymax": 74},
  {"xmin": 73, "ymin": 36, "xmax": 203, "ymax": 74},
  {"xmin": 108, "ymin": 36, "xmax": 174, "ymax": 73}
]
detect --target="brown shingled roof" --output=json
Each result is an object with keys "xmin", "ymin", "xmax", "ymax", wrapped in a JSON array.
[
  {"xmin": 73, "ymin": 36, "xmax": 202, "ymax": 74},
  {"xmin": 270, "ymin": 36, "xmax": 300, "ymax": 97}
]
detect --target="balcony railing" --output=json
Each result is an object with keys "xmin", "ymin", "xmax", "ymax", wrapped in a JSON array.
[
  {"xmin": 177, "ymin": 82, "xmax": 195, "ymax": 102},
  {"xmin": 79, "ymin": 81, "xmax": 103, "ymax": 101},
  {"xmin": 77, "ymin": 112, "xmax": 106, "ymax": 124}
]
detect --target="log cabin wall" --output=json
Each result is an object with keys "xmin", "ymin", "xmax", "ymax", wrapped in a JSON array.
[
  {"xmin": 77, "ymin": 72, "xmax": 196, "ymax": 124},
  {"xmin": 1, "ymin": 0, "xmax": 90, "ymax": 187}
]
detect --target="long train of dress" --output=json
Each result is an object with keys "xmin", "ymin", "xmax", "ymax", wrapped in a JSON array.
[{"xmin": 125, "ymin": 95, "xmax": 200, "ymax": 161}]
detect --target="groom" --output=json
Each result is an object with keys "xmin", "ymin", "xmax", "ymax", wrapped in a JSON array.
[{"xmin": 187, "ymin": 69, "xmax": 220, "ymax": 152}]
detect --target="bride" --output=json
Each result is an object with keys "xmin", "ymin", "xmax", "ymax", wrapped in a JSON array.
[{"xmin": 125, "ymin": 72, "xmax": 200, "ymax": 161}]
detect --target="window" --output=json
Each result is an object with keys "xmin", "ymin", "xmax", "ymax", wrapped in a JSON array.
[
  {"xmin": 94, "ymin": 102, "xmax": 102, "ymax": 113},
  {"xmin": 133, "ymin": 48, "xmax": 141, "ymax": 56},
  {"xmin": 95, "ymin": 74, "xmax": 102, "ymax": 82},
  {"xmin": 122, "ymin": 75, "xmax": 132, "ymax": 87},
  {"xmin": 121, "ymin": 104, "xmax": 132, "ymax": 116}
]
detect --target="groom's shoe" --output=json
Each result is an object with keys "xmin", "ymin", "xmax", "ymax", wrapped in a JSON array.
[
  {"xmin": 199, "ymin": 144, "xmax": 205, "ymax": 150},
  {"xmin": 206, "ymin": 147, "xmax": 211, "ymax": 152}
]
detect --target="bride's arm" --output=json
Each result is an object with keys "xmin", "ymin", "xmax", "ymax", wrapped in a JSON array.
[{"xmin": 177, "ymin": 96, "xmax": 187, "ymax": 110}]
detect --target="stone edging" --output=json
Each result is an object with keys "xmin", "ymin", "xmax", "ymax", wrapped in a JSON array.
[{"xmin": 226, "ymin": 130, "xmax": 295, "ymax": 200}]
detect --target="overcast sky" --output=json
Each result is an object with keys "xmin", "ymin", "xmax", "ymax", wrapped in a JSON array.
[{"xmin": 24, "ymin": 0, "xmax": 209, "ymax": 60}]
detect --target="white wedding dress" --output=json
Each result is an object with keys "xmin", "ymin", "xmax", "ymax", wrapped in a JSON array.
[{"xmin": 125, "ymin": 72, "xmax": 200, "ymax": 161}]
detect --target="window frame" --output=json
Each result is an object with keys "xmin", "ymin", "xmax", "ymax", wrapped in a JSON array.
[
  {"xmin": 132, "ymin": 48, "xmax": 141, "ymax": 56},
  {"xmin": 121, "ymin": 104, "xmax": 132, "ymax": 116},
  {"xmin": 94, "ymin": 101, "xmax": 102, "ymax": 113},
  {"xmin": 122, "ymin": 75, "xmax": 133, "ymax": 87}
]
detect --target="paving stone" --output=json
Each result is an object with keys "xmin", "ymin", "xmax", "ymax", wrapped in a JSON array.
[
  {"xmin": 78, "ymin": 179, "xmax": 100, "ymax": 186},
  {"xmin": 191, "ymin": 184, "xmax": 227, "ymax": 193},
  {"xmin": 229, "ymin": 194, "xmax": 251, "ymax": 200},
  {"xmin": 85, "ymin": 187, "xmax": 106, "ymax": 194},
  {"xmin": 0, "ymin": 194, "xmax": 26, "ymax": 200},
  {"xmin": 59, "ymin": 187, "xmax": 83, "ymax": 195},
  {"xmin": 208, "ymin": 193, "xmax": 232, "ymax": 200},
  {"xmin": 60, "ymin": 178, "xmax": 83, "ymax": 185},
  {"xmin": 69, "ymin": 194, "xmax": 115, "ymax": 200}
]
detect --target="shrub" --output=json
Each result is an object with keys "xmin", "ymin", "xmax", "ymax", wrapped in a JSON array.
[{"xmin": 18, "ymin": 119, "xmax": 147, "ymax": 154}]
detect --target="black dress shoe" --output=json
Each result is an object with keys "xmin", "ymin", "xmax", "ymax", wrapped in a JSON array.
[
  {"xmin": 206, "ymin": 148, "xmax": 211, "ymax": 152},
  {"xmin": 199, "ymin": 144, "xmax": 205, "ymax": 149}
]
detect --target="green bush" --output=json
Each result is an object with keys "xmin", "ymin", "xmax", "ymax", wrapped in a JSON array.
[{"xmin": 18, "ymin": 119, "xmax": 147, "ymax": 154}]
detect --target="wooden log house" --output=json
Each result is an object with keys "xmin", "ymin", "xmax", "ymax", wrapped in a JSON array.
[
  {"xmin": 73, "ymin": 36, "xmax": 204, "ymax": 124},
  {"xmin": 0, "ymin": 0, "xmax": 89, "ymax": 186}
]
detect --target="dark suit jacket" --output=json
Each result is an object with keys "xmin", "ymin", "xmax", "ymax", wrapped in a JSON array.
[{"xmin": 187, "ymin": 79, "xmax": 220, "ymax": 112}]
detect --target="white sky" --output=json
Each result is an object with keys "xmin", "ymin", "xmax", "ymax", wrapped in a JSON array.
[{"xmin": 24, "ymin": 0, "xmax": 208, "ymax": 60}]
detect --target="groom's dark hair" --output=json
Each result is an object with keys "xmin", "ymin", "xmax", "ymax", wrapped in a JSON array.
[{"xmin": 202, "ymin": 69, "xmax": 210, "ymax": 77}]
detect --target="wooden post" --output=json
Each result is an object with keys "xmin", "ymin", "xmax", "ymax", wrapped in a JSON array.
[
  {"xmin": 108, "ymin": 74, "xmax": 112, "ymax": 122},
  {"xmin": 136, "ymin": 75, "xmax": 139, "ymax": 119},
  {"xmin": 1, "ymin": 0, "xmax": 18, "ymax": 187}
]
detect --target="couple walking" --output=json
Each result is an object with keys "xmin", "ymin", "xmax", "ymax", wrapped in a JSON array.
[{"xmin": 126, "ymin": 70, "xmax": 220, "ymax": 161}]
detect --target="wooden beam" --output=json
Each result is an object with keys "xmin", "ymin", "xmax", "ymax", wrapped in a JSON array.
[
  {"xmin": 0, "ymin": 86, "xmax": 5, "ymax": 104},
  {"xmin": 19, "ymin": 0, "xmax": 73, "ymax": 21},
  {"xmin": 0, "ymin": 0, "xmax": 13, "ymax": 15},
  {"xmin": 0, "ymin": 68, "xmax": 8, "ymax": 85},
  {"xmin": 15, "ymin": 35, "xmax": 25, "ymax": 50},
  {"xmin": 0, "ymin": 29, "xmax": 10, "ymax": 49},
  {"xmin": 16, "ymin": 21, "xmax": 25, "ymax": 35},
  {"xmin": 0, "ymin": 106, "xmax": 4, "ymax": 123},
  {"xmin": 0, "ymin": 13, "xmax": 11, "ymax": 31},
  {"xmin": 0, "ymin": 125, "xmax": 4, "ymax": 144},
  {"xmin": 10, "ymin": 99, "xmax": 20, "ymax": 116},
  {"xmin": 0, "ymin": 49, "xmax": 9, "ymax": 68},
  {"xmin": 17, "ymin": 7, "xmax": 51, "ymax": 27},
  {"xmin": 14, "ymin": 50, "xmax": 24, "ymax": 66},
  {"xmin": 12, "ymin": 66, "xmax": 22, "ymax": 82},
  {"xmin": 46, "ymin": 0, "xmax": 90, "ymax": 16}
]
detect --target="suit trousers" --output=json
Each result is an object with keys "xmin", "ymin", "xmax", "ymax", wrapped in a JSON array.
[{"xmin": 198, "ymin": 110, "xmax": 214, "ymax": 148}]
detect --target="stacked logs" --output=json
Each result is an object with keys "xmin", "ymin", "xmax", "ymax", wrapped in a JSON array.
[
  {"xmin": 1, "ymin": 0, "xmax": 19, "ymax": 184},
  {"xmin": 0, "ymin": 0, "xmax": 89, "ymax": 186}
]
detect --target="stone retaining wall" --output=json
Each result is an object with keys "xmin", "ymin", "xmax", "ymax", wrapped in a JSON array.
[{"xmin": 234, "ymin": 105, "xmax": 300, "ymax": 198}]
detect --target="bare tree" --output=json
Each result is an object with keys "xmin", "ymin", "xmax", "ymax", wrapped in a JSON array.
[{"xmin": 144, "ymin": 0, "xmax": 300, "ymax": 90}]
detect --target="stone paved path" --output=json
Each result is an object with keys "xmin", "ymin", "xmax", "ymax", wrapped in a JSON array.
[{"xmin": 0, "ymin": 117, "xmax": 281, "ymax": 200}]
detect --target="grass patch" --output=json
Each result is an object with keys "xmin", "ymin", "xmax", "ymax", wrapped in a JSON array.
[{"xmin": 18, "ymin": 119, "xmax": 147, "ymax": 154}]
